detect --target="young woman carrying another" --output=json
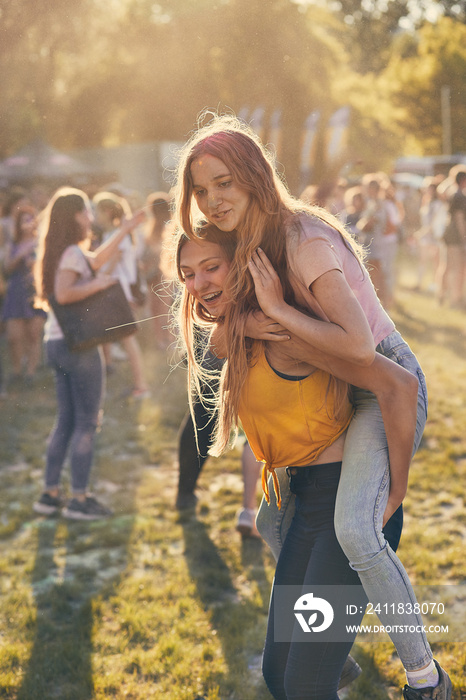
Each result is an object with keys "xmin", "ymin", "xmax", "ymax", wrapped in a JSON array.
[
  {"xmin": 173, "ymin": 114, "xmax": 451, "ymax": 699},
  {"xmin": 175, "ymin": 225, "xmax": 421, "ymax": 699}
]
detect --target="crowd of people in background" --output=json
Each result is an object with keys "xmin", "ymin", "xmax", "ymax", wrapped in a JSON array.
[
  {"xmin": 1, "ymin": 163, "xmax": 459, "ymax": 531},
  {"xmin": 0, "ymin": 135, "xmax": 460, "ymax": 698},
  {"xmin": 0, "ymin": 182, "xmax": 174, "ymax": 397},
  {"xmin": 0, "ymin": 164, "xmax": 465, "ymax": 523},
  {"xmin": 0, "ymin": 163, "xmax": 465, "ymax": 400},
  {"xmin": 302, "ymin": 165, "xmax": 466, "ymax": 312}
]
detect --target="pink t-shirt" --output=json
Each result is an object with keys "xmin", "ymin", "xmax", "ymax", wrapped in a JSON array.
[{"xmin": 286, "ymin": 214, "xmax": 395, "ymax": 347}]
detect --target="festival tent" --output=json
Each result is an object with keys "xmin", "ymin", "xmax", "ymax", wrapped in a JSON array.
[{"xmin": 0, "ymin": 140, "xmax": 103, "ymax": 186}]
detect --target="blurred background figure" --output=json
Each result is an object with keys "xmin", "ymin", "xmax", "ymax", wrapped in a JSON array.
[
  {"xmin": 236, "ymin": 441, "xmax": 262, "ymax": 538},
  {"xmin": 175, "ymin": 342, "xmax": 262, "ymax": 538},
  {"xmin": 2, "ymin": 206, "xmax": 46, "ymax": 388},
  {"xmin": 357, "ymin": 175, "xmax": 387, "ymax": 303},
  {"xmin": 437, "ymin": 167, "xmax": 466, "ymax": 308},
  {"xmin": 141, "ymin": 191, "xmax": 174, "ymax": 350},
  {"xmin": 0, "ymin": 188, "xmax": 29, "ymax": 246},
  {"xmin": 342, "ymin": 185, "xmax": 365, "ymax": 237},
  {"xmin": 300, "ymin": 181, "xmax": 335, "ymax": 210},
  {"xmin": 0, "ymin": 196, "xmax": 7, "ymax": 396},
  {"xmin": 33, "ymin": 187, "xmax": 136, "ymax": 520},
  {"xmin": 176, "ymin": 394, "xmax": 262, "ymax": 538},
  {"xmin": 380, "ymin": 177, "xmax": 404, "ymax": 311},
  {"xmin": 29, "ymin": 184, "xmax": 51, "ymax": 214},
  {"xmin": 93, "ymin": 191, "xmax": 149, "ymax": 398},
  {"xmin": 413, "ymin": 175, "xmax": 447, "ymax": 294},
  {"xmin": 327, "ymin": 177, "xmax": 348, "ymax": 218}
]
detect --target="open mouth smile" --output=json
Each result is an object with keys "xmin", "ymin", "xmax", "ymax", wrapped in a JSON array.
[
  {"xmin": 202, "ymin": 291, "xmax": 223, "ymax": 303},
  {"xmin": 213, "ymin": 210, "xmax": 231, "ymax": 221}
]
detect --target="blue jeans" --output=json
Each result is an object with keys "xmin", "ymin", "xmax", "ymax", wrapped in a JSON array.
[
  {"xmin": 257, "ymin": 330, "xmax": 431, "ymax": 671},
  {"xmin": 45, "ymin": 339, "xmax": 104, "ymax": 494},
  {"xmin": 262, "ymin": 461, "xmax": 403, "ymax": 700},
  {"xmin": 257, "ymin": 467, "xmax": 296, "ymax": 561},
  {"xmin": 335, "ymin": 330, "xmax": 431, "ymax": 670}
]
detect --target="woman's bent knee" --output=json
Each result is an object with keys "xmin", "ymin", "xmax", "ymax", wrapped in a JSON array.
[{"xmin": 334, "ymin": 507, "xmax": 383, "ymax": 565}]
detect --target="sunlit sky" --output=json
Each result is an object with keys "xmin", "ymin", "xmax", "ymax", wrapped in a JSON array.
[
  {"xmin": 112, "ymin": 0, "xmax": 449, "ymax": 29},
  {"xmin": 292, "ymin": 0, "xmax": 444, "ymax": 28}
]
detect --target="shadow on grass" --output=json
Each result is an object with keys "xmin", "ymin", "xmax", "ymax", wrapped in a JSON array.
[
  {"xmin": 15, "ymin": 387, "xmax": 144, "ymax": 700},
  {"xmin": 17, "ymin": 514, "xmax": 136, "ymax": 700},
  {"xmin": 1, "ymin": 345, "xmax": 184, "ymax": 698},
  {"xmin": 346, "ymin": 645, "xmax": 397, "ymax": 700},
  {"xmin": 241, "ymin": 536, "xmax": 273, "ymax": 610},
  {"xmin": 17, "ymin": 518, "xmax": 95, "ymax": 700},
  {"xmin": 393, "ymin": 297, "xmax": 466, "ymax": 361},
  {"xmin": 181, "ymin": 515, "xmax": 272, "ymax": 699}
]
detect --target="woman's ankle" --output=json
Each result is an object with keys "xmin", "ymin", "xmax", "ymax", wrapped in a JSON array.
[
  {"xmin": 72, "ymin": 493, "xmax": 87, "ymax": 503},
  {"xmin": 46, "ymin": 487, "xmax": 60, "ymax": 498}
]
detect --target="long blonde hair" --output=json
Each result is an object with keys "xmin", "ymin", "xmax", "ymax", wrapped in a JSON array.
[
  {"xmin": 174, "ymin": 113, "xmax": 361, "ymax": 453},
  {"xmin": 173, "ymin": 224, "xmax": 246, "ymax": 448},
  {"xmin": 174, "ymin": 221, "xmax": 350, "ymax": 457}
]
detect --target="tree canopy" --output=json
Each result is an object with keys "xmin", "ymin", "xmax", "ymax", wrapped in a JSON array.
[
  {"xmin": 1, "ymin": 0, "xmax": 465, "ymax": 190},
  {"xmin": 382, "ymin": 16, "xmax": 466, "ymax": 155}
]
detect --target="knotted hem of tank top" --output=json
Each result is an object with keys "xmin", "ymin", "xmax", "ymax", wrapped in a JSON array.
[{"xmin": 261, "ymin": 462, "xmax": 281, "ymax": 510}]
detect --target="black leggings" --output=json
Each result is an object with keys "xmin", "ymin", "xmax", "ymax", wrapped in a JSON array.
[
  {"xmin": 177, "ymin": 398, "xmax": 215, "ymax": 495},
  {"xmin": 177, "ymin": 348, "xmax": 224, "ymax": 496},
  {"xmin": 262, "ymin": 462, "xmax": 403, "ymax": 700}
]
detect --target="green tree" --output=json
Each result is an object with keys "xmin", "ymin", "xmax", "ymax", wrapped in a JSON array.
[
  {"xmin": 331, "ymin": 0, "xmax": 413, "ymax": 72},
  {"xmin": 316, "ymin": 0, "xmax": 466, "ymax": 72},
  {"xmin": 0, "ymin": 0, "xmax": 97, "ymax": 154},
  {"xmin": 436, "ymin": 0, "xmax": 466, "ymax": 21},
  {"xmin": 382, "ymin": 16, "xmax": 466, "ymax": 154},
  {"xmin": 4, "ymin": 0, "xmax": 463, "ymax": 187},
  {"xmin": 60, "ymin": 0, "xmax": 351, "ymax": 192}
]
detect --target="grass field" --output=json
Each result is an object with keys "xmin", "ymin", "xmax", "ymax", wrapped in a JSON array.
[{"xmin": 0, "ymin": 266, "xmax": 465, "ymax": 699}]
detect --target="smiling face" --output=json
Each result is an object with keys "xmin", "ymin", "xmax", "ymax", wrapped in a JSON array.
[
  {"xmin": 190, "ymin": 153, "xmax": 250, "ymax": 232},
  {"xmin": 179, "ymin": 238, "xmax": 231, "ymax": 317}
]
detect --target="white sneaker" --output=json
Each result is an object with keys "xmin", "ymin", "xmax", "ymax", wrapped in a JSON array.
[{"xmin": 236, "ymin": 508, "xmax": 260, "ymax": 538}]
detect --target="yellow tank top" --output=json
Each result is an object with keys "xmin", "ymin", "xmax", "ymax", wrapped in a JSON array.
[{"xmin": 238, "ymin": 348, "xmax": 354, "ymax": 508}]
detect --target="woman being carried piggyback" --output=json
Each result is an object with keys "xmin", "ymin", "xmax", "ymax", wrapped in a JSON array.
[{"xmin": 173, "ymin": 113, "xmax": 451, "ymax": 700}]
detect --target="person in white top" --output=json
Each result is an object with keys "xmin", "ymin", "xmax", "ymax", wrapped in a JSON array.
[
  {"xmin": 93, "ymin": 192, "xmax": 149, "ymax": 399},
  {"xmin": 380, "ymin": 179, "xmax": 404, "ymax": 310},
  {"xmin": 34, "ymin": 187, "xmax": 143, "ymax": 520},
  {"xmin": 414, "ymin": 176, "xmax": 448, "ymax": 293}
]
